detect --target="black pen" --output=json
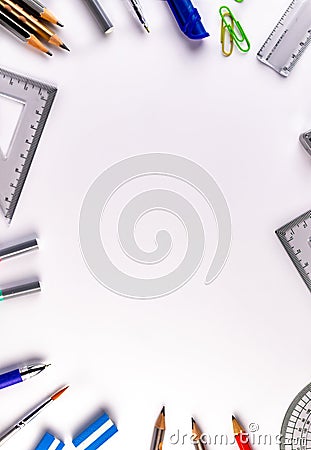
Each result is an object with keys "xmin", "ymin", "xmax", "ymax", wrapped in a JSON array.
[{"xmin": 128, "ymin": 0, "xmax": 149, "ymax": 32}]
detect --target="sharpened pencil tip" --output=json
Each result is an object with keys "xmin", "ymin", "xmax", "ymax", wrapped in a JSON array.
[
  {"xmin": 192, "ymin": 417, "xmax": 196, "ymax": 427},
  {"xmin": 161, "ymin": 406, "xmax": 165, "ymax": 416},
  {"xmin": 57, "ymin": 21, "xmax": 64, "ymax": 27},
  {"xmin": 144, "ymin": 24, "xmax": 150, "ymax": 33},
  {"xmin": 60, "ymin": 43, "xmax": 70, "ymax": 51},
  {"xmin": 47, "ymin": 51, "xmax": 53, "ymax": 56},
  {"xmin": 232, "ymin": 415, "xmax": 236, "ymax": 421},
  {"xmin": 232, "ymin": 416, "xmax": 244, "ymax": 435}
]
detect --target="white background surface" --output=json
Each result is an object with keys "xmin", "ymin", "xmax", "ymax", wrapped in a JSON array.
[{"xmin": 0, "ymin": 0, "xmax": 311, "ymax": 449}]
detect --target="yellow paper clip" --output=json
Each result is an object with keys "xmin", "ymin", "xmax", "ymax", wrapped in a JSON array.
[
  {"xmin": 221, "ymin": 11, "xmax": 234, "ymax": 56},
  {"xmin": 219, "ymin": 6, "xmax": 250, "ymax": 53}
]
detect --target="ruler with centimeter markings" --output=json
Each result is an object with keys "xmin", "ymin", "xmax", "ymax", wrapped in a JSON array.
[
  {"xmin": 257, "ymin": 0, "xmax": 311, "ymax": 77},
  {"xmin": 0, "ymin": 67, "xmax": 57, "ymax": 223},
  {"xmin": 276, "ymin": 210, "xmax": 311, "ymax": 292},
  {"xmin": 280, "ymin": 383, "xmax": 311, "ymax": 450}
]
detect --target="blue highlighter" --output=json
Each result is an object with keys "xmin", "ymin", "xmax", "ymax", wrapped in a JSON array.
[{"xmin": 166, "ymin": 0, "xmax": 209, "ymax": 40}]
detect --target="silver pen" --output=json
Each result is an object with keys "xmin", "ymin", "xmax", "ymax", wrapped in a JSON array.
[
  {"xmin": 0, "ymin": 239, "xmax": 38, "ymax": 261},
  {"xmin": 0, "ymin": 281, "xmax": 41, "ymax": 302}
]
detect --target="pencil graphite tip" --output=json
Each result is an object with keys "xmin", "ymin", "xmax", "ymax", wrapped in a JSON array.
[
  {"xmin": 57, "ymin": 21, "xmax": 64, "ymax": 27},
  {"xmin": 51, "ymin": 385, "xmax": 69, "ymax": 401},
  {"xmin": 47, "ymin": 51, "xmax": 53, "ymax": 56},
  {"xmin": 192, "ymin": 417, "xmax": 196, "ymax": 427},
  {"xmin": 161, "ymin": 406, "xmax": 165, "ymax": 416},
  {"xmin": 60, "ymin": 43, "xmax": 70, "ymax": 51},
  {"xmin": 144, "ymin": 24, "xmax": 150, "ymax": 33}
]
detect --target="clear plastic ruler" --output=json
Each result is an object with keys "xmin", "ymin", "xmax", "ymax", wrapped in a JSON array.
[
  {"xmin": 280, "ymin": 383, "xmax": 311, "ymax": 450},
  {"xmin": 276, "ymin": 210, "xmax": 311, "ymax": 292},
  {"xmin": 0, "ymin": 67, "xmax": 57, "ymax": 223},
  {"xmin": 257, "ymin": 0, "xmax": 311, "ymax": 77}
]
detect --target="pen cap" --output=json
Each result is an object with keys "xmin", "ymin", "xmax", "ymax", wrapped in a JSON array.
[
  {"xmin": 166, "ymin": 0, "xmax": 209, "ymax": 40},
  {"xmin": 83, "ymin": 0, "xmax": 113, "ymax": 33}
]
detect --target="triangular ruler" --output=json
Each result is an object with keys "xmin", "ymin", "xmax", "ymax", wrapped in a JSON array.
[
  {"xmin": 0, "ymin": 67, "xmax": 57, "ymax": 223},
  {"xmin": 276, "ymin": 210, "xmax": 311, "ymax": 292}
]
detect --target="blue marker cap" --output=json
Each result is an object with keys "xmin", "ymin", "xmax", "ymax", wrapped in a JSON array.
[{"xmin": 166, "ymin": 0, "xmax": 209, "ymax": 39}]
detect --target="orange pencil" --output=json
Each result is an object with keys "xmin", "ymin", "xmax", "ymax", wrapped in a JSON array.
[
  {"xmin": 192, "ymin": 418, "xmax": 207, "ymax": 450},
  {"xmin": 17, "ymin": 0, "xmax": 63, "ymax": 26},
  {"xmin": 1, "ymin": 0, "xmax": 69, "ymax": 49},
  {"xmin": 150, "ymin": 407, "xmax": 166, "ymax": 450},
  {"xmin": 232, "ymin": 416, "xmax": 252, "ymax": 450},
  {"xmin": 0, "ymin": 8, "xmax": 52, "ymax": 55}
]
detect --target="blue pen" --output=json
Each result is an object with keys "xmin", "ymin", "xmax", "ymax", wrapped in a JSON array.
[
  {"xmin": 0, "ymin": 364, "xmax": 50, "ymax": 391},
  {"xmin": 166, "ymin": 0, "xmax": 209, "ymax": 40}
]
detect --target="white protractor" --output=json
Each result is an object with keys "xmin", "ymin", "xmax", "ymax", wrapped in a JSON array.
[{"xmin": 281, "ymin": 383, "xmax": 311, "ymax": 450}]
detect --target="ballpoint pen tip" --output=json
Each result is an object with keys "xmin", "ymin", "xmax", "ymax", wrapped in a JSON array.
[
  {"xmin": 60, "ymin": 43, "xmax": 70, "ymax": 51},
  {"xmin": 51, "ymin": 386, "xmax": 69, "ymax": 401},
  {"xmin": 57, "ymin": 22, "xmax": 64, "ymax": 27}
]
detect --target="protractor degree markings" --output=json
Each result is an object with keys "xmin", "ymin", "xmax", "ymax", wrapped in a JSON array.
[{"xmin": 281, "ymin": 384, "xmax": 311, "ymax": 450}]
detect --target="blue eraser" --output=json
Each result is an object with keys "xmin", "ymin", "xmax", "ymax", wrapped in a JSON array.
[
  {"xmin": 73, "ymin": 412, "xmax": 118, "ymax": 449},
  {"xmin": 35, "ymin": 432, "xmax": 65, "ymax": 450}
]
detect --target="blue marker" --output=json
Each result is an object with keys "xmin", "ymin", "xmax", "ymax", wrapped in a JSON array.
[
  {"xmin": 0, "ymin": 364, "xmax": 50, "ymax": 391},
  {"xmin": 166, "ymin": 0, "xmax": 209, "ymax": 39}
]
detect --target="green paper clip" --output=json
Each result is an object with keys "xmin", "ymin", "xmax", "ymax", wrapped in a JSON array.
[{"xmin": 219, "ymin": 6, "xmax": 250, "ymax": 53}]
